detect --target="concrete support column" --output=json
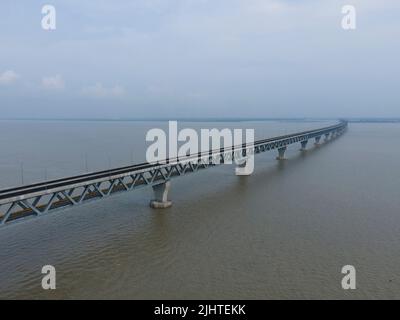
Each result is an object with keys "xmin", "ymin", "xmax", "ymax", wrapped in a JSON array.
[
  {"xmin": 235, "ymin": 157, "xmax": 253, "ymax": 176},
  {"xmin": 276, "ymin": 146, "xmax": 287, "ymax": 160},
  {"xmin": 324, "ymin": 133, "xmax": 330, "ymax": 141},
  {"xmin": 315, "ymin": 136, "xmax": 321, "ymax": 146},
  {"xmin": 300, "ymin": 140, "xmax": 308, "ymax": 151},
  {"xmin": 150, "ymin": 181, "xmax": 172, "ymax": 209}
]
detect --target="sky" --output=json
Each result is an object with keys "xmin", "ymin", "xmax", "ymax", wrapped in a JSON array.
[{"xmin": 0, "ymin": 0, "xmax": 399, "ymax": 119}]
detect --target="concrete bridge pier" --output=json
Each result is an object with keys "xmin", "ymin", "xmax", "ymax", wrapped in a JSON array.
[
  {"xmin": 276, "ymin": 146, "xmax": 287, "ymax": 160},
  {"xmin": 235, "ymin": 157, "xmax": 253, "ymax": 176},
  {"xmin": 150, "ymin": 181, "xmax": 172, "ymax": 209},
  {"xmin": 315, "ymin": 136, "xmax": 321, "ymax": 146},
  {"xmin": 324, "ymin": 133, "xmax": 330, "ymax": 141},
  {"xmin": 300, "ymin": 140, "xmax": 308, "ymax": 151}
]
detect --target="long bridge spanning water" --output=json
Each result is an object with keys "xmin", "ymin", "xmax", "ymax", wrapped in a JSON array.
[{"xmin": 0, "ymin": 121, "xmax": 347, "ymax": 227}]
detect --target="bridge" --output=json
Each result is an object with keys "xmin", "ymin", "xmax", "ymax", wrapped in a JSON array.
[{"xmin": 0, "ymin": 121, "xmax": 347, "ymax": 227}]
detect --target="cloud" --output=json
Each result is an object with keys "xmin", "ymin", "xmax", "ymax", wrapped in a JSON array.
[
  {"xmin": 82, "ymin": 83, "xmax": 125, "ymax": 98},
  {"xmin": 1, "ymin": 0, "xmax": 400, "ymax": 118},
  {"xmin": 41, "ymin": 75, "xmax": 65, "ymax": 90},
  {"xmin": 0, "ymin": 70, "xmax": 19, "ymax": 85}
]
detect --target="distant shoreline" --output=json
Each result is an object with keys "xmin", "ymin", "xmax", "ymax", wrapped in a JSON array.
[
  {"xmin": 0, "ymin": 118, "xmax": 322, "ymax": 122},
  {"xmin": 0, "ymin": 118, "xmax": 398, "ymax": 123}
]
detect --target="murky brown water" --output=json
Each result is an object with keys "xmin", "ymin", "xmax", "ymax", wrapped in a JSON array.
[{"xmin": 0, "ymin": 120, "xmax": 399, "ymax": 299}]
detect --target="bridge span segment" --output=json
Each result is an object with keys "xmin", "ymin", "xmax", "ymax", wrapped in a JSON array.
[{"xmin": 0, "ymin": 121, "xmax": 347, "ymax": 227}]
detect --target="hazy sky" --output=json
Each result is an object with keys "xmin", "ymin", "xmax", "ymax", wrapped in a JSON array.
[{"xmin": 0, "ymin": 0, "xmax": 399, "ymax": 119}]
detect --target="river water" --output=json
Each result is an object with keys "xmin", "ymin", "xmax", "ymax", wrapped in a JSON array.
[{"xmin": 0, "ymin": 120, "xmax": 399, "ymax": 299}]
